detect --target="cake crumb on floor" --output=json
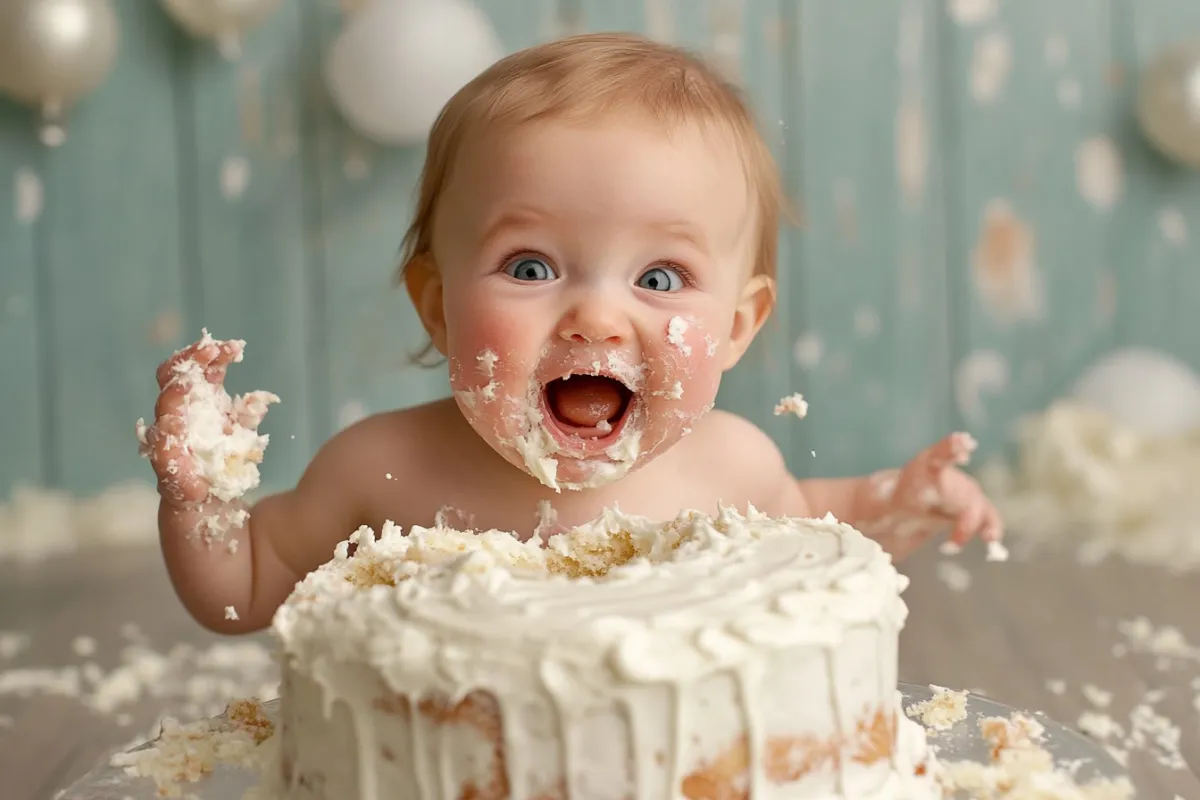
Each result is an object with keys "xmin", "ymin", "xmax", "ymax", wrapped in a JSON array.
[{"xmin": 906, "ymin": 684, "xmax": 969, "ymax": 732}]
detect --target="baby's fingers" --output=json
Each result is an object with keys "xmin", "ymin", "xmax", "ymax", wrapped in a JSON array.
[
  {"xmin": 205, "ymin": 340, "xmax": 245, "ymax": 384},
  {"xmin": 144, "ymin": 416, "xmax": 209, "ymax": 505},
  {"xmin": 980, "ymin": 506, "xmax": 1005, "ymax": 543},
  {"xmin": 156, "ymin": 340, "xmax": 223, "ymax": 389},
  {"xmin": 924, "ymin": 432, "xmax": 978, "ymax": 473},
  {"xmin": 232, "ymin": 391, "xmax": 279, "ymax": 429},
  {"xmin": 948, "ymin": 502, "xmax": 986, "ymax": 547},
  {"xmin": 154, "ymin": 377, "xmax": 193, "ymax": 422}
]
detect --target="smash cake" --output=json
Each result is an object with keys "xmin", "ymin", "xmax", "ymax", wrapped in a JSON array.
[{"xmin": 255, "ymin": 505, "xmax": 941, "ymax": 799}]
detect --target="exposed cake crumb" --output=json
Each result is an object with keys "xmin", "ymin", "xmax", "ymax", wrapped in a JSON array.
[
  {"xmin": 936, "ymin": 560, "xmax": 972, "ymax": 592},
  {"xmin": 937, "ymin": 712, "xmax": 1135, "ymax": 798},
  {"xmin": 1082, "ymin": 683, "xmax": 1112, "ymax": 708},
  {"xmin": 110, "ymin": 699, "xmax": 274, "ymax": 797},
  {"xmin": 135, "ymin": 329, "xmax": 279, "ymax": 534},
  {"xmin": 1078, "ymin": 711, "xmax": 1123, "ymax": 741},
  {"xmin": 0, "ymin": 628, "xmax": 277, "ymax": 722},
  {"xmin": 773, "ymin": 393, "xmax": 809, "ymax": 419},
  {"xmin": 905, "ymin": 684, "xmax": 969, "ymax": 731},
  {"xmin": 978, "ymin": 399, "xmax": 1200, "ymax": 572},
  {"xmin": 1117, "ymin": 616, "xmax": 1199, "ymax": 663},
  {"xmin": 985, "ymin": 539, "xmax": 1009, "ymax": 562},
  {"xmin": 0, "ymin": 631, "xmax": 29, "ymax": 660},
  {"xmin": 1126, "ymin": 702, "xmax": 1184, "ymax": 769},
  {"xmin": 0, "ymin": 483, "xmax": 160, "ymax": 562}
]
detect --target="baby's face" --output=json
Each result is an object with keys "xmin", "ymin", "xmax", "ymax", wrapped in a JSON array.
[{"xmin": 431, "ymin": 116, "xmax": 759, "ymax": 491}]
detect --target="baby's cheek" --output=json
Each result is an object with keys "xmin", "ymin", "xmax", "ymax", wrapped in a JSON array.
[
  {"xmin": 448, "ymin": 315, "xmax": 523, "ymax": 367},
  {"xmin": 662, "ymin": 314, "xmax": 721, "ymax": 366},
  {"xmin": 648, "ymin": 317, "xmax": 723, "ymax": 418},
  {"xmin": 671, "ymin": 360, "xmax": 723, "ymax": 420}
]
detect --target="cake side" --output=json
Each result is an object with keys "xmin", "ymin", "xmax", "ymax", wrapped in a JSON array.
[{"xmin": 267, "ymin": 507, "xmax": 940, "ymax": 799}]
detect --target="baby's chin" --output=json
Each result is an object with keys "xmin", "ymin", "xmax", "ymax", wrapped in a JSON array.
[{"xmin": 491, "ymin": 421, "xmax": 687, "ymax": 493}]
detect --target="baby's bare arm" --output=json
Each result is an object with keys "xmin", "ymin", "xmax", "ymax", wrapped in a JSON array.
[{"xmin": 160, "ymin": 427, "xmax": 368, "ymax": 633}]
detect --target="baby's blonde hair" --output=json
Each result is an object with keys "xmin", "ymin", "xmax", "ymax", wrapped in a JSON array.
[{"xmin": 397, "ymin": 31, "xmax": 786, "ymax": 284}]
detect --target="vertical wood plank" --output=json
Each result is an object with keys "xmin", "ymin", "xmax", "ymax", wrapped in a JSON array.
[
  {"xmin": 1111, "ymin": 0, "xmax": 1200, "ymax": 357},
  {"xmin": 570, "ymin": 0, "xmax": 643, "ymax": 32},
  {"xmin": 0, "ymin": 105, "xmax": 46, "ymax": 497},
  {"xmin": 40, "ymin": 2, "xmax": 187, "ymax": 493},
  {"xmin": 939, "ymin": 0, "xmax": 1119, "ymax": 458},
  {"xmin": 182, "ymin": 6, "xmax": 314, "ymax": 491},
  {"xmin": 786, "ymin": 0, "xmax": 952, "ymax": 476},
  {"xmin": 306, "ymin": 0, "xmax": 556, "ymax": 437}
]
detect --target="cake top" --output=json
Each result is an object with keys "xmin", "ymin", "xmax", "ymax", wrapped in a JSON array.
[{"xmin": 273, "ymin": 506, "xmax": 909, "ymax": 696}]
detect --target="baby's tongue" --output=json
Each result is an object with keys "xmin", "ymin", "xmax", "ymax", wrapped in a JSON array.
[{"xmin": 549, "ymin": 376, "xmax": 624, "ymax": 427}]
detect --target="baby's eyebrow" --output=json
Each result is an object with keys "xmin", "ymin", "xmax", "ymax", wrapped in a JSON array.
[
  {"xmin": 650, "ymin": 218, "xmax": 710, "ymax": 254},
  {"xmin": 479, "ymin": 207, "xmax": 555, "ymax": 248}
]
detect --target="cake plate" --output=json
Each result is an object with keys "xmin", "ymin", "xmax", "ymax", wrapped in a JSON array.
[{"xmin": 57, "ymin": 683, "xmax": 1132, "ymax": 799}]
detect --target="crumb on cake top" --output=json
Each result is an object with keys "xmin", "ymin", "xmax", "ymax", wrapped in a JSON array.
[{"xmin": 271, "ymin": 506, "xmax": 911, "ymax": 697}]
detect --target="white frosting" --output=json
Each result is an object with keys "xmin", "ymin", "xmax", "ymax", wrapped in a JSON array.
[
  {"xmin": 508, "ymin": 379, "xmax": 645, "ymax": 493},
  {"xmin": 774, "ymin": 393, "xmax": 810, "ymax": 419},
  {"xmin": 979, "ymin": 398, "xmax": 1200, "ymax": 571},
  {"xmin": 666, "ymin": 316, "xmax": 692, "ymax": 356},
  {"xmin": 264, "ymin": 507, "xmax": 940, "ymax": 799},
  {"xmin": 136, "ymin": 329, "xmax": 278, "ymax": 507}
]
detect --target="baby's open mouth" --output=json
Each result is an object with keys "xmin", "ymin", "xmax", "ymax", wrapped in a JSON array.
[{"xmin": 544, "ymin": 374, "xmax": 633, "ymax": 440}]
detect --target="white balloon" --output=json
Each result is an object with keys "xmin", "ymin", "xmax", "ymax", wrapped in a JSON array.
[
  {"xmin": 1137, "ymin": 40, "xmax": 1200, "ymax": 168},
  {"xmin": 159, "ymin": 0, "xmax": 280, "ymax": 58},
  {"xmin": 1071, "ymin": 347, "xmax": 1200, "ymax": 438},
  {"xmin": 0, "ymin": 0, "xmax": 121, "ymax": 145},
  {"xmin": 324, "ymin": 0, "xmax": 504, "ymax": 145}
]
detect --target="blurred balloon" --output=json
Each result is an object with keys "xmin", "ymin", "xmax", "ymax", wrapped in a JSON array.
[
  {"xmin": 0, "ymin": 0, "xmax": 121, "ymax": 146},
  {"xmin": 159, "ymin": 0, "xmax": 280, "ymax": 60},
  {"xmin": 1072, "ymin": 347, "xmax": 1200, "ymax": 438},
  {"xmin": 324, "ymin": 0, "xmax": 504, "ymax": 146},
  {"xmin": 1137, "ymin": 39, "xmax": 1200, "ymax": 168}
]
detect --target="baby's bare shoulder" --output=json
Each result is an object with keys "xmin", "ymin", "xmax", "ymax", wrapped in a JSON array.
[
  {"xmin": 677, "ymin": 410, "xmax": 793, "ymax": 502},
  {"xmin": 258, "ymin": 399, "xmax": 466, "ymax": 577},
  {"xmin": 307, "ymin": 399, "xmax": 458, "ymax": 487}
]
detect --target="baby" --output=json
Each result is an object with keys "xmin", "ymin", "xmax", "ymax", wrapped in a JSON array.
[{"xmin": 138, "ymin": 33, "xmax": 1003, "ymax": 634}]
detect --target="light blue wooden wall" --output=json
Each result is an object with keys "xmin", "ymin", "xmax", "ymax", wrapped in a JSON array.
[{"xmin": 2, "ymin": 0, "xmax": 1200, "ymax": 499}]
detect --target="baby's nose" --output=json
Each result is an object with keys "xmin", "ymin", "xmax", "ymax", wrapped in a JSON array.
[{"xmin": 557, "ymin": 297, "xmax": 629, "ymax": 345}]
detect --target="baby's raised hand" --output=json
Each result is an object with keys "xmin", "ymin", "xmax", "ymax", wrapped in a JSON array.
[
  {"xmin": 886, "ymin": 432, "xmax": 1003, "ymax": 549},
  {"xmin": 861, "ymin": 432, "xmax": 1004, "ymax": 560},
  {"xmin": 136, "ymin": 331, "xmax": 279, "ymax": 508}
]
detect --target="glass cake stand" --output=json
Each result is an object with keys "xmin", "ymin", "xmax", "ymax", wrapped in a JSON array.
[{"xmin": 57, "ymin": 683, "xmax": 1132, "ymax": 799}]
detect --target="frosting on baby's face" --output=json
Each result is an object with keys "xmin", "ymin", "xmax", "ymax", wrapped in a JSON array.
[{"xmin": 431, "ymin": 116, "xmax": 760, "ymax": 491}]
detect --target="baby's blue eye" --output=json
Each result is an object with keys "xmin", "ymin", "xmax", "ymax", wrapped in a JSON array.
[
  {"xmin": 505, "ymin": 257, "xmax": 557, "ymax": 281},
  {"xmin": 637, "ymin": 266, "xmax": 684, "ymax": 292}
]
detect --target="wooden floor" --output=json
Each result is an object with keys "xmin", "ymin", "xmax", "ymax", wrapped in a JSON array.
[{"xmin": 1, "ymin": 541, "xmax": 1197, "ymax": 799}]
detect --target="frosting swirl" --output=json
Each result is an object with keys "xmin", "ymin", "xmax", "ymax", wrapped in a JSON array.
[{"xmin": 274, "ymin": 506, "xmax": 909, "ymax": 699}]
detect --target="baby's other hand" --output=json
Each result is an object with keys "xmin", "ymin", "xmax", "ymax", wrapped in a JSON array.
[
  {"xmin": 136, "ymin": 335, "xmax": 244, "ymax": 506},
  {"xmin": 888, "ymin": 432, "xmax": 1003, "ymax": 550}
]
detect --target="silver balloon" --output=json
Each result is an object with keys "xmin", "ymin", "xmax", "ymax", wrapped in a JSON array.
[
  {"xmin": 1137, "ymin": 39, "xmax": 1200, "ymax": 168},
  {"xmin": 159, "ymin": 0, "xmax": 281, "ymax": 60},
  {"xmin": 0, "ymin": 0, "xmax": 120, "ymax": 146}
]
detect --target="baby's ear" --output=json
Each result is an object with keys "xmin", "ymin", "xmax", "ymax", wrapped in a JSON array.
[
  {"xmin": 722, "ymin": 273, "xmax": 776, "ymax": 370},
  {"xmin": 404, "ymin": 254, "xmax": 448, "ymax": 355}
]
